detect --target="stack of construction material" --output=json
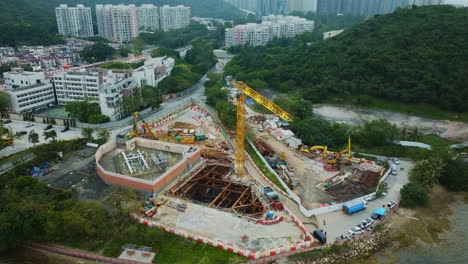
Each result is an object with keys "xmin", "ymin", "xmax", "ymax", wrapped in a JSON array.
[{"xmin": 358, "ymin": 162, "xmax": 383, "ymax": 172}]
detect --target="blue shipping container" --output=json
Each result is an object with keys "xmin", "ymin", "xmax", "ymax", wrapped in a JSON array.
[{"xmin": 343, "ymin": 199, "xmax": 367, "ymax": 214}]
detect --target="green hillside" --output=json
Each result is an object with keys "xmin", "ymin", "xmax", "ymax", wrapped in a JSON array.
[
  {"xmin": 225, "ymin": 5, "xmax": 468, "ymax": 112},
  {"xmin": 0, "ymin": 0, "xmax": 242, "ymax": 47}
]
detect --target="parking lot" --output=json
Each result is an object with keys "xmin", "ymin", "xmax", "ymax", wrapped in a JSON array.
[
  {"xmin": 0, "ymin": 120, "xmax": 82, "ymax": 156},
  {"xmin": 315, "ymin": 159, "xmax": 413, "ymax": 241}
]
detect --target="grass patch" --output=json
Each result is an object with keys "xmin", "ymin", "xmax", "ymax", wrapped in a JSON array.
[
  {"xmin": 419, "ymin": 135, "xmax": 458, "ymax": 149},
  {"xmin": 353, "ymin": 152, "xmax": 379, "ymax": 162},
  {"xmin": 245, "ymin": 143, "xmax": 287, "ymax": 192},
  {"xmin": 102, "ymin": 222, "xmax": 246, "ymax": 264},
  {"xmin": 326, "ymin": 96, "xmax": 468, "ymax": 122},
  {"xmin": 353, "ymin": 143, "xmax": 433, "ymax": 161}
]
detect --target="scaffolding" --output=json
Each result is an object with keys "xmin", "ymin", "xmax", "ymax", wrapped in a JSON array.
[{"xmin": 122, "ymin": 150, "xmax": 150, "ymax": 174}]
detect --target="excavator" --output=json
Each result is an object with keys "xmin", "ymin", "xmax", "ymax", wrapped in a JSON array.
[
  {"xmin": 299, "ymin": 137, "xmax": 352, "ymax": 164},
  {"xmin": 229, "ymin": 80, "xmax": 293, "ymax": 177},
  {"xmin": 124, "ymin": 111, "xmax": 157, "ymax": 140}
]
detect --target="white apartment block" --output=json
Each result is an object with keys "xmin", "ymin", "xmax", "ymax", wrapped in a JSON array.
[
  {"xmin": 159, "ymin": 5, "xmax": 191, "ymax": 31},
  {"xmin": 132, "ymin": 57, "xmax": 176, "ymax": 87},
  {"xmin": 55, "ymin": 4, "xmax": 94, "ymax": 37},
  {"xmin": 136, "ymin": 5, "xmax": 160, "ymax": 30},
  {"xmin": 96, "ymin": 5, "xmax": 139, "ymax": 43},
  {"xmin": 225, "ymin": 15, "xmax": 314, "ymax": 47},
  {"xmin": 3, "ymin": 70, "xmax": 55, "ymax": 113},
  {"xmin": 52, "ymin": 69, "xmax": 136, "ymax": 120}
]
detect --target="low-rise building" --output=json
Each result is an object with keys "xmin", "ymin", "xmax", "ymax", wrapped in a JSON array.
[
  {"xmin": 225, "ymin": 15, "xmax": 314, "ymax": 47},
  {"xmin": 3, "ymin": 69, "xmax": 54, "ymax": 113},
  {"xmin": 52, "ymin": 68, "xmax": 137, "ymax": 120},
  {"xmin": 323, "ymin": 29, "xmax": 344, "ymax": 40},
  {"xmin": 132, "ymin": 57, "xmax": 175, "ymax": 87}
]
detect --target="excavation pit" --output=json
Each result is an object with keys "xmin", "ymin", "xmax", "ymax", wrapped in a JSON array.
[{"xmin": 173, "ymin": 164, "xmax": 266, "ymax": 217}]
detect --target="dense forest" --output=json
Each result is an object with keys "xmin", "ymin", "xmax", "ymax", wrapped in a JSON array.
[
  {"xmin": 0, "ymin": 0, "xmax": 242, "ymax": 47},
  {"xmin": 225, "ymin": 5, "xmax": 468, "ymax": 112}
]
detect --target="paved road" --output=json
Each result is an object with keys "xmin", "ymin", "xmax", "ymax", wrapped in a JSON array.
[{"xmin": 315, "ymin": 160, "xmax": 413, "ymax": 241}]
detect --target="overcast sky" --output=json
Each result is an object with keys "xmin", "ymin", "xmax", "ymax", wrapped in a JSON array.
[{"xmin": 444, "ymin": 0, "xmax": 468, "ymax": 6}]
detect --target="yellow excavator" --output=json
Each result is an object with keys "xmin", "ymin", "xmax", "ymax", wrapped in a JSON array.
[
  {"xmin": 125, "ymin": 111, "xmax": 157, "ymax": 140},
  {"xmin": 324, "ymin": 137, "xmax": 352, "ymax": 164},
  {"xmin": 229, "ymin": 80, "xmax": 293, "ymax": 177}
]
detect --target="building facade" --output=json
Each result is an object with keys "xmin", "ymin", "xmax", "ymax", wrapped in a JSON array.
[
  {"xmin": 52, "ymin": 68, "xmax": 138, "ymax": 120},
  {"xmin": 136, "ymin": 4, "xmax": 160, "ymax": 30},
  {"xmin": 96, "ymin": 4, "xmax": 139, "ymax": 43},
  {"xmin": 132, "ymin": 57, "xmax": 176, "ymax": 87},
  {"xmin": 288, "ymin": 0, "xmax": 318, "ymax": 12},
  {"xmin": 225, "ymin": 15, "xmax": 314, "ymax": 47},
  {"xmin": 3, "ymin": 69, "xmax": 54, "ymax": 113},
  {"xmin": 159, "ymin": 5, "xmax": 191, "ymax": 31},
  {"xmin": 55, "ymin": 4, "xmax": 94, "ymax": 37}
]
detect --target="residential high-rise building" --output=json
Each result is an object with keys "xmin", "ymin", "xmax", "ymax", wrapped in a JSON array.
[
  {"xmin": 257, "ymin": 0, "xmax": 279, "ymax": 19},
  {"xmin": 136, "ymin": 4, "xmax": 160, "ymax": 30},
  {"xmin": 288, "ymin": 0, "xmax": 318, "ymax": 13},
  {"xmin": 55, "ymin": 4, "xmax": 94, "ymax": 37},
  {"xmin": 225, "ymin": 15, "xmax": 314, "ymax": 47},
  {"xmin": 223, "ymin": 0, "xmax": 259, "ymax": 13},
  {"xmin": 96, "ymin": 5, "xmax": 139, "ymax": 43},
  {"xmin": 159, "ymin": 5, "xmax": 191, "ymax": 31},
  {"xmin": 316, "ymin": 0, "xmax": 444, "ymax": 16}
]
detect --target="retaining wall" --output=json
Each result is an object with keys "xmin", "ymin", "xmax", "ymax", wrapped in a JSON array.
[{"xmin": 95, "ymin": 138, "xmax": 201, "ymax": 193}]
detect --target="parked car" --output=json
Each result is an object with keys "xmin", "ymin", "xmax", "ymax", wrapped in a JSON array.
[
  {"xmin": 387, "ymin": 200, "xmax": 397, "ymax": 209},
  {"xmin": 44, "ymin": 124, "xmax": 53, "ymax": 130},
  {"xmin": 313, "ymin": 229, "xmax": 327, "ymax": 244},
  {"xmin": 348, "ymin": 226, "xmax": 365, "ymax": 235},
  {"xmin": 390, "ymin": 157, "xmax": 400, "ymax": 165},
  {"xmin": 25, "ymin": 123, "xmax": 34, "ymax": 128},
  {"xmin": 3, "ymin": 120, "xmax": 12, "ymax": 124},
  {"xmin": 61, "ymin": 126, "xmax": 70, "ymax": 132},
  {"xmin": 16, "ymin": 131, "xmax": 27, "ymax": 136},
  {"xmin": 362, "ymin": 218, "xmax": 374, "ymax": 228},
  {"xmin": 258, "ymin": 126, "xmax": 264, "ymax": 132}
]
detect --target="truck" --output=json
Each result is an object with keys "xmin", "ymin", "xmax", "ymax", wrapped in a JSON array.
[{"xmin": 342, "ymin": 199, "xmax": 367, "ymax": 215}]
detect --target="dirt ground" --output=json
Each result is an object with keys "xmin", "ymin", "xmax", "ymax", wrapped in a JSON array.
[
  {"xmin": 257, "ymin": 132, "xmax": 335, "ymax": 209},
  {"xmin": 154, "ymin": 197, "xmax": 304, "ymax": 251},
  {"xmin": 313, "ymin": 105, "xmax": 468, "ymax": 142}
]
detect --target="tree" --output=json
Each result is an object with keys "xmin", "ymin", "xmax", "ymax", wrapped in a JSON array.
[
  {"xmin": 80, "ymin": 43, "xmax": 116, "ymax": 63},
  {"xmin": 43, "ymin": 130, "xmax": 57, "ymax": 141},
  {"xmin": 81, "ymin": 128, "xmax": 94, "ymax": 141},
  {"xmin": 439, "ymin": 158, "xmax": 468, "ymax": 192},
  {"xmin": 132, "ymin": 37, "xmax": 146, "ymax": 52},
  {"xmin": 354, "ymin": 119, "xmax": 399, "ymax": 147},
  {"xmin": 410, "ymin": 159, "xmax": 446, "ymax": 189},
  {"xmin": 88, "ymin": 114, "xmax": 110, "ymax": 124},
  {"xmin": 96, "ymin": 129, "xmax": 110, "ymax": 144},
  {"xmin": 65, "ymin": 99, "xmax": 101, "ymax": 123},
  {"xmin": 28, "ymin": 131, "xmax": 39, "ymax": 147},
  {"xmin": 106, "ymin": 186, "xmax": 137, "ymax": 216},
  {"xmin": 0, "ymin": 91, "xmax": 10, "ymax": 111},
  {"xmin": 400, "ymin": 182, "xmax": 429, "ymax": 207}
]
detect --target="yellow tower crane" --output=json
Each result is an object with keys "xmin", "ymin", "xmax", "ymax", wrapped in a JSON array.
[{"xmin": 229, "ymin": 80, "xmax": 293, "ymax": 177}]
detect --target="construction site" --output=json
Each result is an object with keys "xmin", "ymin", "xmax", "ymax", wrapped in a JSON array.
[{"xmin": 93, "ymin": 80, "xmax": 389, "ymax": 256}]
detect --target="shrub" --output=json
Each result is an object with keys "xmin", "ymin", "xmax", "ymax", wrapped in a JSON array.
[{"xmin": 400, "ymin": 182, "xmax": 429, "ymax": 207}]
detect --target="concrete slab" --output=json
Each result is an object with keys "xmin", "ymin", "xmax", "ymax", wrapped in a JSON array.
[
  {"xmin": 155, "ymin": 199, "xmax": 304, "ymax": 251},
  {"xmin": 118, "ymin": 249, "xmax": 155, "ymax": 263}
]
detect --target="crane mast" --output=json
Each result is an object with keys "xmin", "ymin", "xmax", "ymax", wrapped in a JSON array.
[{"xmin": 229, "ymin": 80, "xmax": 293, "ymax": 177}]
